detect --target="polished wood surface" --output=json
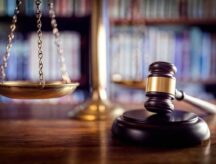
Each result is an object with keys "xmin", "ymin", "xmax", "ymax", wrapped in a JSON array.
[{"xmin": 0, "ymin": 102, "xmax": 216, "ymax": 164}]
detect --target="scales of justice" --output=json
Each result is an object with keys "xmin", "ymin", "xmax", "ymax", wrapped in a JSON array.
[{"xmin": 0, "ymin": 0, "xmax": 124, "ymax": 121}]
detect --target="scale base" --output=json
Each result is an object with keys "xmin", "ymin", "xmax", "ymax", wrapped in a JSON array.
[
  {"xmin": 68, "ymin": 98, "xmax": 124, "ymax": 121},
  {"xmin": 112, "ymin": 109, "xmax": 210, "ymax": 147}
]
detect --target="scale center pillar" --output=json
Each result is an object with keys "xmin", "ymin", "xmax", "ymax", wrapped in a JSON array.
[{"xmin": 68, "ymin": 0, "xmax": 124, "ymax": 121}]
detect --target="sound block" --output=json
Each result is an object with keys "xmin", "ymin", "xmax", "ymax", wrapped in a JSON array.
[{"xmin": 112, "ymin": 109, "xmax": 210, "ymax": 147}]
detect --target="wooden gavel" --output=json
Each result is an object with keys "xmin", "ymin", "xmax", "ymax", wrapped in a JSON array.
[
  {"xmin": 144, "ymin": 61, "xmax": 216, "ymax": 114},
  {"xmin": 112, "ymin": 61, "xmax": 212, "ymax": 146}
]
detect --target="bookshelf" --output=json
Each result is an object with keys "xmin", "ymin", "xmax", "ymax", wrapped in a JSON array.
[
  {"xmin": 108, "ymin": 0, "xmax": 216, "ymax": 102},
  {"xmin": 0, "ymin": 0, "xmax": 91, "ymax": 103}
]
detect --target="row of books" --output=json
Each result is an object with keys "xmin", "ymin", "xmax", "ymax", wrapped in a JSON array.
[
  {"xmin": 0, "ymin": 0, "xmax": 91, "ymax": 17},
  {"xmin": 110, "ymin": 26, "xmax": 216, "ymax": 81},
  {"xmin": 109, "ymin": 0, "xmax": 216, "ymax": 19},
  {"xmin": 0, "ymin": 31, "xmax": 81, "ymax": 82},
  {"xmin": 110, "ymin": 26, "xmax": 146, "ymax": 81}
]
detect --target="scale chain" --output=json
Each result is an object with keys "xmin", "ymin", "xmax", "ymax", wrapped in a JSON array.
[
  {"xmin": 0, "ymin": 0, "xmax": 70, "ymax": 86},
  {"xmin": 0, "ymin": 0, "xmax": 22, "ymax": 82},
  {"xmin": 48, "ymin": 0, "xmax": 71, "ymax": 83},
  {"xmin": 35, "ymin": 0, "xmax": 45, "ymax": 87}
]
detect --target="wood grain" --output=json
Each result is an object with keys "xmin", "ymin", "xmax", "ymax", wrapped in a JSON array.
[{"xmin": 0, "ymin": 102, "xmax": 216, "ymax": 164}]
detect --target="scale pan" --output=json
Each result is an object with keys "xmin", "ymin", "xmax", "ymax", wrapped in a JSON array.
[
  {"xmin": 0, "ymin": 81, "xmax": 79, "ymax": 99},
  {"xmin": 112, "ymin": 79, "xmax": 146, "ymax": 90}
]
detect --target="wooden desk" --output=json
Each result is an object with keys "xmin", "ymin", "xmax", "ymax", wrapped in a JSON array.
[{"xmin": 0, "ymin": 102, "xmax": 216, "ymax": 164}]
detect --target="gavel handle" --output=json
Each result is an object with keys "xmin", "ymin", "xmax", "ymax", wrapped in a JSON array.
[{"xmin": 175, "ymin": 90, "xmax": 216, "ymax": 114}]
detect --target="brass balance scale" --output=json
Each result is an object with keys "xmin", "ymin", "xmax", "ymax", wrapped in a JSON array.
[
  {"xmin": 0, "ymin": 0, "xmax": 78, "ymax": 99},
  {"xmin": 112, "ymin": 78, "xmax": 146, "ymax": 90},
  {"xmin": 112, "ymin": 25, "xmax": 146, "ymax": 90}
]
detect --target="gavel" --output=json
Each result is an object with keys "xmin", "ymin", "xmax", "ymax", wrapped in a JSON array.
[
  {"xmin": 112, "ymin": 61, "xmax": 211, "ymax": 147},
  {"xmin": 144, "ymin": 61, "xmax": 216, "ymax": 114}
]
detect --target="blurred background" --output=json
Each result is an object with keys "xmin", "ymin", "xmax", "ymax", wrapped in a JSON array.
[
  {"xmin": 0, "ymin": 0, "xmax": 215, "ymax": 105},
  {"xmin": 109, "ymin": 0, "xmax": 216, "ymax": 104}
]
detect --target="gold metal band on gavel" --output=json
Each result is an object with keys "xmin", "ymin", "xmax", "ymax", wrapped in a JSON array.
[{"xmin": 146, "ymin": 76, "xmax": 176, "ymax": 95}]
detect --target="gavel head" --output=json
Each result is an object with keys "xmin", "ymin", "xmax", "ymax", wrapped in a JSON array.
[{"xmin": 144, "ymin": 61, "xmax": 177, "ymax": 114}]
